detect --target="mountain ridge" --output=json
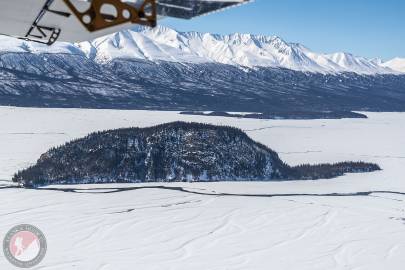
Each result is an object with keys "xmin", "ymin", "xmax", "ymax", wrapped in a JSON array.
[
  {"xmin": 79, "ymin": 26, "xmax": 401, "ymax": 74},
  {"xmin": 0, "ymin": 26, "xmax": 403, "ymax": 75}
]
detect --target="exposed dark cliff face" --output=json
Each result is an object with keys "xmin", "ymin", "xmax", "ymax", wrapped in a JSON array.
[{"xmin": 12, "ymin": 122, "xmax": 380, "ymax": 187}]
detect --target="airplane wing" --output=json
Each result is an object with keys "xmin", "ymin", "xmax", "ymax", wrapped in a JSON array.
[{"xmin": 0, "ymin": 0, "xmax": 252, "ymax": 45}]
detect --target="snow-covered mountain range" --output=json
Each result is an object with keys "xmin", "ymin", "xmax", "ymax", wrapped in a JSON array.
[
  {"xmin": 0, "ymin": 26, "xmax": 404, "ymax": 75},
  {"xmin": 79, "ymin": 26, "xmax": 405, "ymax": 74},
  {"xmin": 0, "ymin": 26, "xmax": 404, "ymax": 113}
]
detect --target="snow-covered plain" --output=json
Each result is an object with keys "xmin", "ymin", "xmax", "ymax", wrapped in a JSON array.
[{"xmin": 1, "ymin": 107, "xmax": 405, "ymax": 270}]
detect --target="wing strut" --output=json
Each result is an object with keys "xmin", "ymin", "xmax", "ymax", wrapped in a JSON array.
[{"xmin": 24, "ymin": 0, "xmax": 71, "ymax": 45}]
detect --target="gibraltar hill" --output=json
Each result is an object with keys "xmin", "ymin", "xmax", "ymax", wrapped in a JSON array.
[{"xmin": 13, "ymin": 122, "xmax": 380, "ymax": 187}]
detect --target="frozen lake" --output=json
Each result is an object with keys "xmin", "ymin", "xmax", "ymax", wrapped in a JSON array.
[{"xmin": 1, "ymin": 107, "xmax": 405, "ymax": 269}]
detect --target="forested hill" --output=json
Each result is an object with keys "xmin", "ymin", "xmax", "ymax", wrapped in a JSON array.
[{"xmin": 13, "ymin": 122, "xmax": 380, "ymax": 187}]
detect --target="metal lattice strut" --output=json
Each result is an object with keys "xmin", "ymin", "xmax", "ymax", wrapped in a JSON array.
[{"xmin": 63, "ymin": 0, "xmax": 157, "ymax": 32}]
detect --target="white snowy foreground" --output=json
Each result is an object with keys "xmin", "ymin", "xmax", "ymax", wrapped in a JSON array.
[{"xmin": 0, "ymin": 106, "xmax": 405, "ymax": 270}]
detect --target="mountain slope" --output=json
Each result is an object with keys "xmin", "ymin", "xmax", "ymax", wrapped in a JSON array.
[
  {"xmin": 0, "ymin": 53, "xmax": 405, "ymax": 113},
  {"xmin": 382, "ymin": 58, "xmax": 405, "ymax": 73}
]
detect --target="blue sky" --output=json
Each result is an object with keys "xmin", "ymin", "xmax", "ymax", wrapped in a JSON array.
[{"xmin": 161, "ymin": 0, "xmax": 405, "ymax": 60}]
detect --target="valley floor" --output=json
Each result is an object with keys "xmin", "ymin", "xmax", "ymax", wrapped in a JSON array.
[{"xmin": 0, "ymin": 107, "xmax": 405, "ymax": 269}]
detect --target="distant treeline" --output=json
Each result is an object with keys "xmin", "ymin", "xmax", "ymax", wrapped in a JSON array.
[
  {"xmin": 285, "ymin": 162, "xmax": 381, "ymax": 180},
  {"xmin": 180, "ymin": 111, "xmax": 367, "ymax": 120}
]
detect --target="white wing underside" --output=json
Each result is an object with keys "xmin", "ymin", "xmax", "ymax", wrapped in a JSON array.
[{"xmin": 0, "ymin": 0, "xmax": 251, "ymax": 44}]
